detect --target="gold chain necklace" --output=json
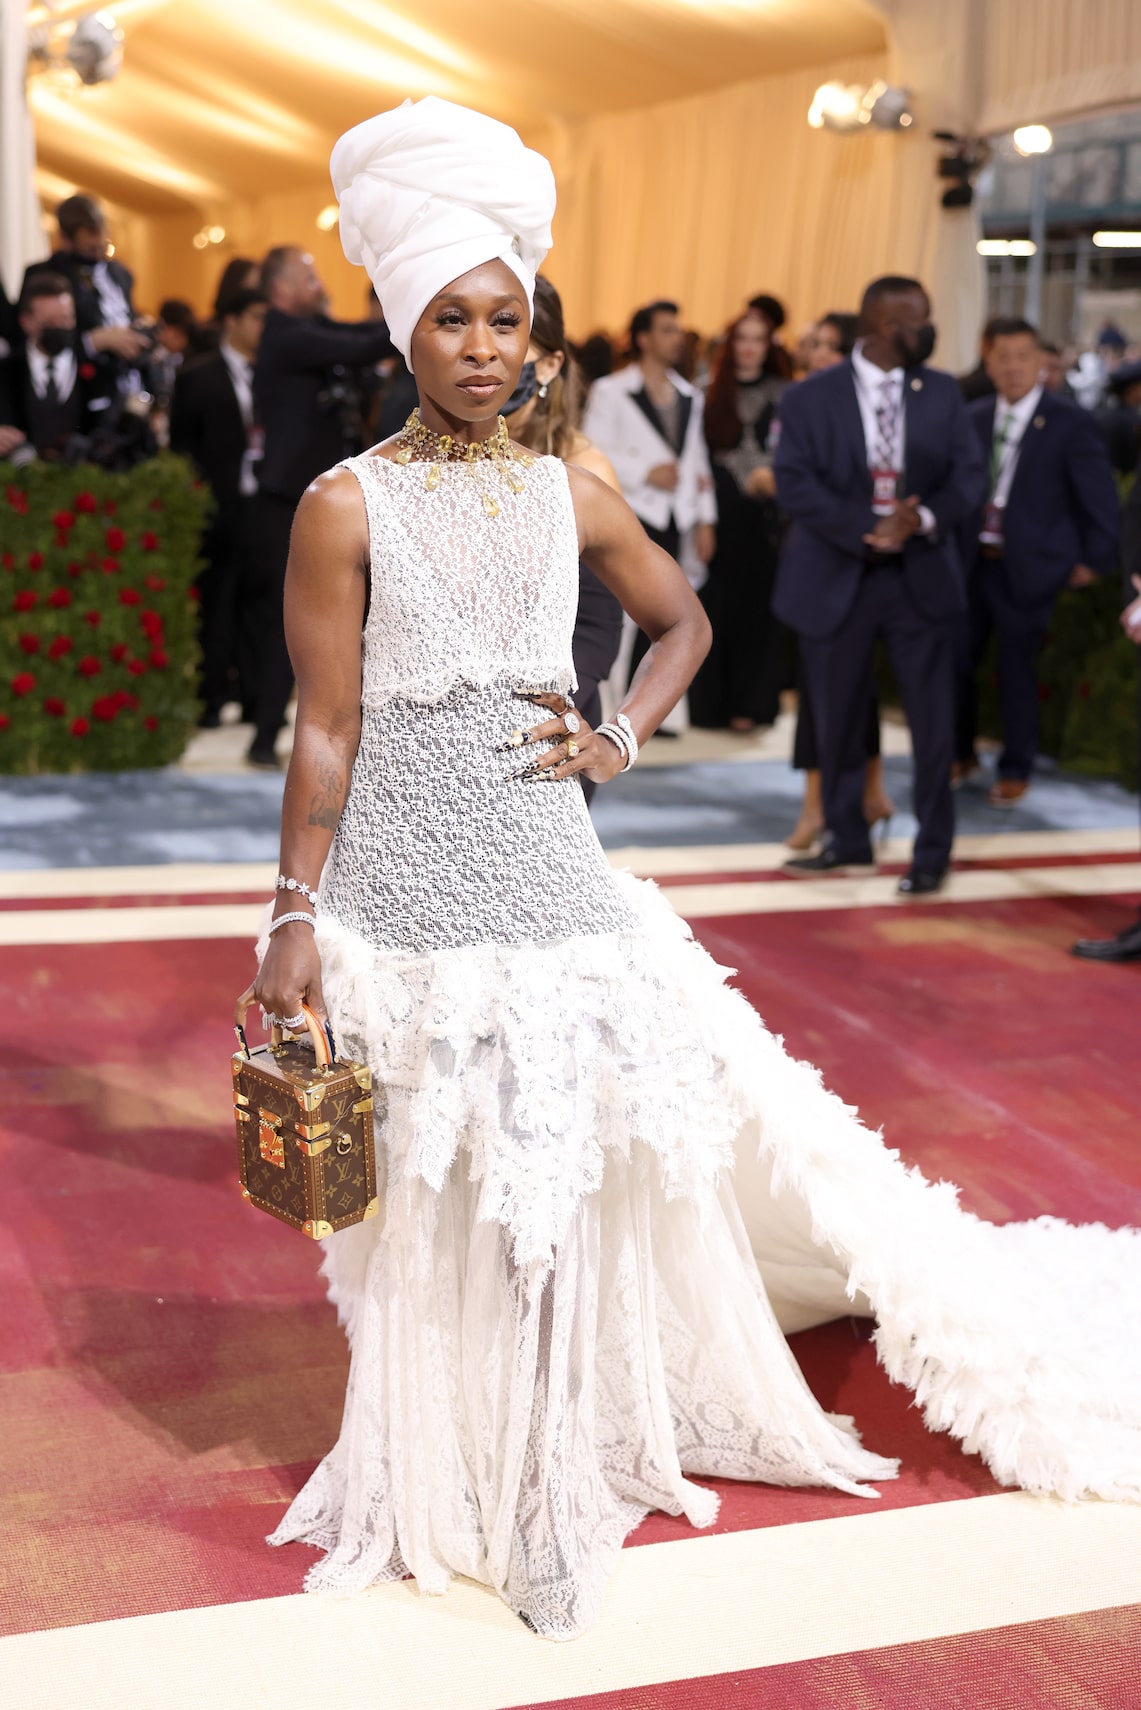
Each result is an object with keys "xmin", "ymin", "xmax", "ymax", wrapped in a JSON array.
[{"xmin": 393, "ymin": 408, "xmax": 535, "ymax": 518}]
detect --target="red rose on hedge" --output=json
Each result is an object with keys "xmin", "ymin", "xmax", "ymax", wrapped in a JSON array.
[
  {"xmin": 149, "ymin": 649, "xmax": 169, "ymax": 669},
  {"xmin": 141, "ymin": 532, "xmax": 160, "ymax": 552},
  {"xmin": 101, "ymin": 558, "xmax": 120, "ymax": 575},
  {"xmin": 127, "ymin": 659, "xmax": 146, "ymax": 676},
  {"xmin": 120, "ymin": 588, "xmax": 141, "ymax": 606},
  {"xmin": 18, "ymin": 634, "xmax": 39, "ymax": 654},
  {"xmin": 1, "ymin": 552, "xmax": 13, "ymax": 569},
  {"xmin": 67, "ymin": 562, "xmax": 84, "ymax": 578},
  {"xmin": 14, "ymin": 590, "xmax": 37, "ymax": 611},
  {"xmin": 48, "ymin": 587, "xmax": 72, "ymax": 608},
  {"xmin": 105, "ymin": 528, "xmax": 127, "ymax": 553},
  {"xmin": 83, "ymin": 610, "xmax": 101, "ymax": 626},
  {"xmin": 141, "ymin": 609, "xmax": 162, "ymax": 636},
  {"xmin": 144, "ymin": 715, "xmax": 159, "ymax": 731},
  {"xmin": 110, "ymin": 642, "xmax": 129, "ymax": 661},
  {"xmin": 75, "ymin": 491, "xmax": 97, "ymax": 513},
  {"xmin": 79, "ymin": 363, "xmax": 96, "ymax": 381},
  {"xmin": 78, "ymin": 655, "xmax": 102, "ymax": 677},
  {"xmin": 12, "ymin": 673, "xmax": 35, "ymax": 696},
  {"xmin": 53, "ymin": 510, "xmax": 76, "ymax": 532},
  {"xmin": 43, "ymin": 697, "xmax": 66, "ymax": 717},
  {"xmin": 27, "ymin": 551, "xmax": 44, "ymax": 571},
  {"xmin": 48, "ymin": 636, "xmax": 73, "ymax": 659},
  {"xmin": 144, "ymin": 574, "xmax": 166, "ymax": 591},
  {"xmin": 104, "ymin": 499, "xmax": 117, "ymax": 516},
  {"xmin": 6, "ymin": 486, "xmax": 29, "ymax": 514},
  {"xmin": 0, "ymin": 713, "xmax": 9, "ymax": 729},
  {"xmin": 71, "ymin": 716, "xmax": 89, "ymax": 736},
  {"xmin": 148, "ymin": 498, "xmax": 164, "ymax": 512},
  {"xmin": 188, "ymin": 585, "xmax": 199, "ymax": 602},
  {"xmin": 93, "ymin": 695, "xmax": 119, "ymax": 721}
]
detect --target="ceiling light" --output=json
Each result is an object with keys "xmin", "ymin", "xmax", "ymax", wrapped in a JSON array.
[
  {"xmin": 316, "ymin": 204, "xmax": 339, "ymax": 233},
  {"xmin": 859, "ymin": 82, "xmax": 914, "ymax": 131},
  {"xmin": 808, "ymin": 82, "xmax": 865, "ymax": 134},
  {"xmin": 977, "ymin": 239, "xmax": 1037, "ymax": 257},
  {"xmin": 1012, "ymin": 125, "xmax": 1053, "ymax": 157},
  {"xmin": 192, "ymin": 231, "xmax": 209, "ymax": 250},
  {"xmin": 1092, "ymin": 230, "xmax": 1141, "ymax": 248},
  {"xmin": 207, "ymin": 225, "xmax": 226, "ymax": 244}
]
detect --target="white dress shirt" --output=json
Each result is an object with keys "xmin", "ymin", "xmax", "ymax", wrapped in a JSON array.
[
  {"xmin": 850, "ymin": 340, "xmax": 935, "ymax": 537},
  {"xmin": 220, "ymin": 340, "xmax": 261, "ymax": 497},
  {"xmin": 26, "ymin": 342, "xmax": 77, "ymax": 402}
]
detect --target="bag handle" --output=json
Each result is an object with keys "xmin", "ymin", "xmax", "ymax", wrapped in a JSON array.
[{"xmin": 234, "ymin": 999, "xmax": 337, "ymax": 1065}]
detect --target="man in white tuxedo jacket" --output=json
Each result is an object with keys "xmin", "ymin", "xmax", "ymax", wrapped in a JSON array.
[{"xmin": 583, "ymin": 300, "xmax": 717, "ymax": 685}]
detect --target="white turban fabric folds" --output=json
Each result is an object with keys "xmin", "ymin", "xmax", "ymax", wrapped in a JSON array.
[{"xmin": 331, "ymin": 97, "xmax": 557, "ymax": 365}]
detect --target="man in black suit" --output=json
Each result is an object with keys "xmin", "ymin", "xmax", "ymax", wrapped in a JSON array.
[
  {"xmin": 0, "ymin": 272, "xmax": 117, "ymax": 459},
  {"xmin": 954, "ymin": 318, "xmax": 1119, "ymax": 806},
  {"xmin": 773, "ymin": 276, "xmax": 985, "ymax": 894},
  {"xmin": 247, "ymin": 246, "xmax": 393, "ymax": 766},
  {"xmin": 22, "ymin": 194, "xmax": 150, "ymax": 382},
  {"xmin": 171, "ymin": 288, "xmax": 269, "ymax": 727}
]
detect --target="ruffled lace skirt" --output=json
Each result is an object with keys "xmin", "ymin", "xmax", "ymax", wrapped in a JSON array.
[{"xmin": 269, "ymin": 873, "xmax": 1141, "ymax": 1638}]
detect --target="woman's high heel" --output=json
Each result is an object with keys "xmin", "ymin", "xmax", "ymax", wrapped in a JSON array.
[{"xmin": 786, "ymin": 814, "xmax": 825, "ymax": 852}]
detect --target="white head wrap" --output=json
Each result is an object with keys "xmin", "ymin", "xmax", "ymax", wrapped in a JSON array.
[{"xmin": 331, "ymin": 97, "xmax": 556, "ymax": 365}]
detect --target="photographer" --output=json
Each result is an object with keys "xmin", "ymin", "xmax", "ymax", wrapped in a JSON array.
[
  {"xmin": 23, "ymin": 193, "xmax": 151, "ymax": 386},
  {"xmin": 0, "ymin": 273, "xmax": 117, "ymax": 462},
  {"xmin": 247, "ymin": 245, "xmax": 393, "ymax": 766}
]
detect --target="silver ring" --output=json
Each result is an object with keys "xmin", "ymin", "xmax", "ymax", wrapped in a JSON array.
[
  {"xmin": 563, "ymin": 710, "xmax": 582, "ymax": 734},
  {"xmin": 562, "ymin": 693, "xmax": 576, "ymax": 713},
  {"xmin": 281, "ymin": 1011, "xmax": 306, "ymax": 1029}
]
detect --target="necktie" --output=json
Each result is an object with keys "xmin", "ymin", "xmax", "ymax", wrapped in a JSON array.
[
  {"xmin": 989, "ymin": 409, "xmax": 1012, "ymax": 495},
  {"xmin": 873, "ymin": 376, "xmax": 899, "ymax": 470},
  {"xmin": 43, "ymin": 357, "xmax": 59, "ymax": 406}
]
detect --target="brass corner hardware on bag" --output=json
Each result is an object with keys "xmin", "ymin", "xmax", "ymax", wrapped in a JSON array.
[
  {"xmin": 362, "ymin": 1197, "xmax": 379, "ymax": 1220},
  {"xmin": 352, "ymin": 1096, "xmax": 374, "ymax": 1115},
  {"xmin": 352, "ymin": 1065, "xmax": 373, "ymax": 1092},
  {"xmin": 297, "ymin": 1134, "xmax": 332, "ymax": 1158},
  {"xmin": 302, "ymin": 1219, "xmax": 334, "ymax": 1239}
]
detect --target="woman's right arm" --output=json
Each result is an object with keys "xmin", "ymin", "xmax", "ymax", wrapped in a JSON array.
[{"xmin": 237, "ymin": 467, "xmax": 369, "ymax": 1029}]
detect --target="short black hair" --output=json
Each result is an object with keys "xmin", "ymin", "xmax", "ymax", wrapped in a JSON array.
[
  {"xmin": 629, "ymin": 299, "xmax": 679, "ymax": 354},
  {"xmin": 18, "ymin": 271, "xmax": 72, "ymax": 315},
  {"xmin": 819, "ymin": 311, "xmax": 858, "ymax": 356},
  {"xmin": 747, "ymin": 293, "xmax": 786, "ymax": 331},
  {"xmin": 222, "ymin": 286, "xmax": 268, "ymax": 321},
  {"xmin": 159, "ymin": 299, "xmax": 197, "ymax": 331},
  {"xmin": 56, "ymin": 194, "xmax": 104, "ymax": 239},
  {"xmin": 982, "ymin": 315, "xmax": 1039, "ymax": 345},
  {"xmin": 261, "ymin": 245, "xmax": 302, "ymax": 295},
  {"xmin": 860, "ymin": 275, "xmax": 927, "ymax": 315},
  {"xmin": 1038, "ymin": 339, "xmax": 1061, "ymax": 356}
]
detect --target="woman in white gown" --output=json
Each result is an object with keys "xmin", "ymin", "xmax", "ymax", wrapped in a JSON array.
[{"xmin": 242, "ymin": 98, "xmax": 1141, "ymax": 1640}]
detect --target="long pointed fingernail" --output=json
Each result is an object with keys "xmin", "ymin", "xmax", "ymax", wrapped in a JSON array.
[{"xmin": 496, "ymin": 730, "xmax": 527, "ymax": 752}]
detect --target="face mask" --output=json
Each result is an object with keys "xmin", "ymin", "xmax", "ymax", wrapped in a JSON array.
[
  {"xmin": 38, "ymin": 326, "xmax": 72, "ymax": 357},
  {"xmin": 502, "ymin": 360, "xmax": 538, "ymax": 417},
  {"xmin": 900, "ymin": 323, "xmax": 936, "ymax": 369}
]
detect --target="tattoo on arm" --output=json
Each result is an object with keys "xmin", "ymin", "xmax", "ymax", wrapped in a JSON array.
[{"xmin": 307, "ymin": 758, "xmax": 346, "ymax": 829}]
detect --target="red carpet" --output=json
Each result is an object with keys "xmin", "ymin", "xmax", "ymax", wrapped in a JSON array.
[
  {"xmin": 2, "ymin": 887, "xmax": 1139, "ymax": 1640},
  {"xmin": 502, "ymin": 1605, "xmax": 1141, "ymax": 1709}
]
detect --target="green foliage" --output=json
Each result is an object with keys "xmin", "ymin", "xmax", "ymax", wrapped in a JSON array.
[{"xmin": 0, "ymin": 455, "xmax": 209, "ymax": 774}]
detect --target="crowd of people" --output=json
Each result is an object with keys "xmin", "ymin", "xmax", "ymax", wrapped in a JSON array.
[{"xmin": 2, "ymin": 191, "xmax": 1139, "ymax": 919}]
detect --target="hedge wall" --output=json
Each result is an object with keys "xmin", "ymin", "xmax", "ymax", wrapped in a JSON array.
[{"xmin": 0, "ymin": 456, "xmax": 209, "ymax": 774}]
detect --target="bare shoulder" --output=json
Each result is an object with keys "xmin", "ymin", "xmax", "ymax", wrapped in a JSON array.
[
  {"xmin": 567, "ymin": 435, "xmax": 621, "ymax": 492},
  {"xmin": 295, "ymin": 464, "xmax": 367, "ymax": 527}
]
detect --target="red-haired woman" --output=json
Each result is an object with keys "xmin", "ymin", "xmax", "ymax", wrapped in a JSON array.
[{"xmin": 689, "ymin": 310, "xmax": 789, "ymax": 730}]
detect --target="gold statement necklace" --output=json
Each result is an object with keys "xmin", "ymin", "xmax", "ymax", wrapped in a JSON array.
[{"xmin": 394, "ymin": 408, "xmax": 535, "ymax": 518}]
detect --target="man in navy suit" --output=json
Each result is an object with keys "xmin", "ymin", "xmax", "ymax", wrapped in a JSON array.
[
  {"xmin": 773, "ymin": 276, "xmax": 985, "ymax": 894},
  {"xmin": 954, "ymin": 317, "xmax": 1120, "ymax": 806}
]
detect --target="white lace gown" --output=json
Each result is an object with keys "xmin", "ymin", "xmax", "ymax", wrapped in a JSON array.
[{"xmin": 268, "ymin": 452, "xmax": 1141, "ymax": 1638}]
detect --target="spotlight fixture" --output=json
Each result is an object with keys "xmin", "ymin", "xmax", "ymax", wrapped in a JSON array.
[
  {"xmin": 934, "ymin": 131, "xmax": 991, "ymax": 209},
  {"xmin": 1012, "ymin": 125, "xmax": 1053, "ymax": 158},
  {"xmin": 808, "ymin": 82, "xmax": 865, "ymax": 133},
  {"xmin": 859, "ymin": 82, "xmax": 914, "ymax": 131},
  {"xmin": 65, "ymin": 12, "xmax": 124, "ymax": 87}
]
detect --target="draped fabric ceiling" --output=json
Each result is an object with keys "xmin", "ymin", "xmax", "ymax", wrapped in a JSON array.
[{"xmin": 19, "ymin": 0, "xmax": 1141, "ymax": 364}]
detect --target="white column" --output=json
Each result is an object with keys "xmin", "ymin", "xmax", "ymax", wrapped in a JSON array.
[{"xmin": 0, "ymin": 0, "xmax": 48, "ymax": 303}]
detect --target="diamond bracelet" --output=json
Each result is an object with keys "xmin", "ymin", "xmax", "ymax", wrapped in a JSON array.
[
  {"xmin": 596, "ymin": 722, "xmax": 636, "ymax": 770},
  {"xmin": 612, "ymin": 713, "xmax": 640, "ymax": 767},
  {"xmin": 276, "ymin": 874, "xmax": 317, "ymax": 905}
]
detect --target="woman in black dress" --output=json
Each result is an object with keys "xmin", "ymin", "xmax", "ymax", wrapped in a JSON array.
[{"xmin": 689, "ymin": 310, "xmax": 789, "ymax": 731}]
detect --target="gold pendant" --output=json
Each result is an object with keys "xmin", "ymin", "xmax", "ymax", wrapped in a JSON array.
[
  {"xmin": 396, "ymin": 447, "xmax": 413, "ymax": 465},
  {"xmin": 425, "ymin": 464, "xmax": 441, "ymax": 491},
  {"xmin": 482, "ymin": 493, "xmax": 500, "ymax": 518}
]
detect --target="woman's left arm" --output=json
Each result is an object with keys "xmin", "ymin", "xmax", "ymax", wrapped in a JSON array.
[{"xmin": 514, "ymin": 466, "xmax": 710, "ymax": 786}]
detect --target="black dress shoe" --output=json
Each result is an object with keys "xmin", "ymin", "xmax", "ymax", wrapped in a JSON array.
[
  {"xmin": 785, "ymin": 848, "xmax": 875, "ymax": 878},
  {"xmin": 897, "ymin": 868, "xmax": 946, "ymax": 896},
  {"xmin": 246, "ymin": 743, "xmax": 281, "ymax": 770},
  {"xmin": 1071, "ymin": 918, "xmax": 1141, "ymax": 962}
]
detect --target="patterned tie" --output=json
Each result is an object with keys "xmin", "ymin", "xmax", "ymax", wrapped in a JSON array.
[
  {"xmin": 989, "ymin": 407, "xmax": 1012, "ymax": 495},
  {"xmin": 43, "ymin": 357, "xmax": 60, "ymax": 406},
  {"xmin": 873, "ymin": 375, "xmax": 900, "ymax": 470}
]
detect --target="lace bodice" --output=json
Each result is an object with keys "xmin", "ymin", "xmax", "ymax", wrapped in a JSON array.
[{"xmin": 343, "ymin": 452, "xmax": 580, "ymax": 707}]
